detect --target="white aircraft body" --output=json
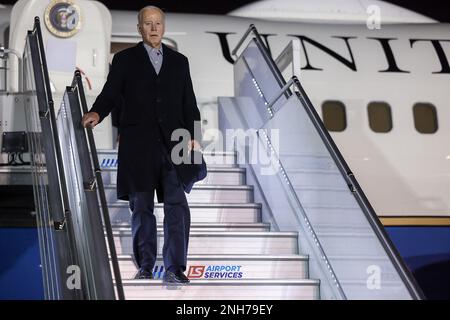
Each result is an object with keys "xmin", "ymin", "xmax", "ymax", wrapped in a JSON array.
[{"xmin": 0, "ymin": 0, "xmax": 449, "ymax": 221}]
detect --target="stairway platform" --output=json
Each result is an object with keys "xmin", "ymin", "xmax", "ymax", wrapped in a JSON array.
[
  {"xmin": 118, "ymin": 279, "xmax": 320, "ymax": 300},
  {"xmin": 104, "ymin": 185, "xmax": 254, "ymax": 204},
  {"xmin": 112, "ymin": 231, "xmax": 299, "ymax": 255},
  {"xmin": 101, "ymin": 167, "xmax": 246, "ymax": 186},
  {"xmin": 114, "ymin": 254, "xmax": 309, "ymax": 280},
  {"xmin": 111, "ymin": 222, "xmax": 270, "ymax": 232},
  {"xmin": 107, "ymin": 202, "xmax": 262, "ymax": 224}
]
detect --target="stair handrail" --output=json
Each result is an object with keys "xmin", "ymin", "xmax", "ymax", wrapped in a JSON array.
[
  {"xmin": 269, "ymin": 76, "xmax": 425, "ymax": 300},
  {"xmin": 70, "ymin": 70, "xmax": 125, "ymax": 300},
  {"xmin": 232, "ymin": 24, "xmax": 286, "ymax": 90},
  {"xmin": 30, "ymin": 16, "xmax": 125, "ymax": 300},
  {"xmin": 29, "ymin": 16, "xmax": 80, "ymax": 299},
  {"xmin": 233, "ymin": 24, "xmax": 425, "ymax": 300}
]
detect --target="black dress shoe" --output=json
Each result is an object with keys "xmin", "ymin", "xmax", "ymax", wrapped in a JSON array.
[
  {"xmin": 134, "ymin": 268, "xmax": 154, "ymax": 279},
  {"xmin": 163, "ymin": 270, "xmax": 190, "ymax": 284}
]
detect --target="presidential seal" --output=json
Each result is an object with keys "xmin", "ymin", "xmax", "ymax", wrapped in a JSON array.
[{"xmin": 44, "ymin": 0, "xmax": 81, "ymax": 38}]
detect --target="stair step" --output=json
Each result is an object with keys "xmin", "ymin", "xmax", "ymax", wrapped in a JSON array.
[
  {"xmin": 112, "ymin": 231, "xmax": 299, "ymax": 255},
  {"xmin": 287, "ymin": 169, "xmax": 346, "ymax": 189},
  {"xmin": 111, "ymin": 223, "xmax": 270, "ymax": 232},
  {"xmin": 316, "ymin": 232, "xmax": 389, "ymax": 256},
  {"xmin": 279, "ymin": 152, "xmax": 338, "ymax": 172},
  {"xmin": 336, "ymin": 280, "xmax": 412, "ymax": 299},
  {"xmin": 114, "ymin": 254, "xmax": 309, "ymax": 280},
  {"xmin": 301, "ymin": 206, "xmax": 368, "ymax": 229},
  {"xmin": 119, "ymin": 279, "xmax": 320, "ymax": 300},
  {"xmin": 101, "ymin": 167, "xmax": 246, "ymax": 186},
  {"xmin": 293, "ymin": 186, "xmax": 357, "ymax": 207},
  {"xmin": 97, "ymin": 150, "xmax": 239, "ymax": 168},
  {"xmin": 203, "ymin": 152, "xmax": 239, "ymax": 168},
  {"xmin": 107, "ymin": 202, "xmax": 262, "ymax": 225},
  {"xmin": 325, "ymin": 255, "xmax": 398, "ymax": 283},
  {"xmin": 104, "ymin": 185, "xmax": 254, "ymax": 204}
]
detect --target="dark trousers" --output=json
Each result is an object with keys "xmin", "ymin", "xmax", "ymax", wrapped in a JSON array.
[{"xmin": 129, "ymin": 144, "xmax": 190, "ymax": 273}]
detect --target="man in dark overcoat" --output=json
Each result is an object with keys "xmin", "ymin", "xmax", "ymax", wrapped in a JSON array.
[{"xmin": 82, "ymin": 5, "xmax": 201, "ymax": 284}]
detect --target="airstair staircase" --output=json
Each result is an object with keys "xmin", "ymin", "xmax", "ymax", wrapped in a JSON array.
[
  {"xmin": 98, "ymin": 150, "xmax": 320, "ymax": 300},
  {"xmin": 22, "ymin": 16, "xmax": 423, "ymax": 300}
]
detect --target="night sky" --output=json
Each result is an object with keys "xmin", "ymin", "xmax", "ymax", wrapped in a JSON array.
[{"xmin": 1, "ymin": 0, "xmax": 450, "ymax": 22}]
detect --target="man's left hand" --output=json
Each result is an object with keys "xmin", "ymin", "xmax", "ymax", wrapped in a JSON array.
[{"xmin": 188, "ymin": 140, "xmax": 201, "ymax": 153}]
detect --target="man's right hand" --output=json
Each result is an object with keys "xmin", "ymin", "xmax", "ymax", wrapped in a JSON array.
[{"xmin": 81, "ymin": 112, "xmax": 100, "ymax": 128}]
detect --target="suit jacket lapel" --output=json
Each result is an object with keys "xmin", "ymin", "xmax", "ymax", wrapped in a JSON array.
[
  {"xmin": 135, "ymin": 41, "xmax": 157, "ymax": 79},
  {"xmin": 158, "ymin": 43, "xmax": 170, "ymax": 80}
]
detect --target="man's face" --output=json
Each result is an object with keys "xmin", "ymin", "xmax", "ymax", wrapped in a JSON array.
[{"xmin": 137, "ymin": 8, "xmax": 165, "ymax": 48}]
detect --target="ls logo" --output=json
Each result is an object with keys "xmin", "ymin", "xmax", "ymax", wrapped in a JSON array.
[{"xmin": 188, "ymin": 266, "xmax": 205, "ymax": 278}]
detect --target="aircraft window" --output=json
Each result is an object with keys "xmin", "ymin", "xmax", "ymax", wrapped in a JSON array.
[
  {"xmin": 368, "ymin": 102, "xmax": 392, "ymax": 133},
  {"xmin": 413, "ymin": 103, "xmax": 438, "ymax": 134},
  {"xmin": 322, "ymin": 101, "xmax": 347, "ymax": 132}
]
